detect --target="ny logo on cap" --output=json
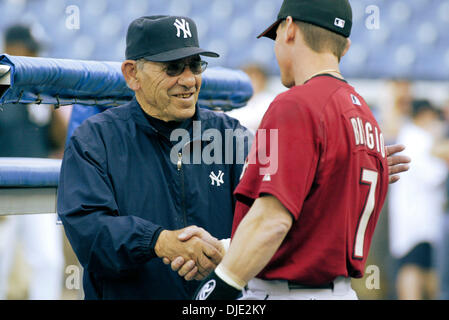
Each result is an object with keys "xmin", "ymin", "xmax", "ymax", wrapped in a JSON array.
[{"xmin": 174, "ymin": 18, "xmax": 192, "ymax": 38}]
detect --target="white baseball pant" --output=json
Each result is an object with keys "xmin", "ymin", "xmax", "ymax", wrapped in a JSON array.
[{"xmin": 239, "ymin": 276, "xmax": 358, "ymax": 300}]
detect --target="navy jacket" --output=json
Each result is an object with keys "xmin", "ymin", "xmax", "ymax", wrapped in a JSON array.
[{"xmin": 58, "ymin": 98, "xmax": 251, "ymax": 299}]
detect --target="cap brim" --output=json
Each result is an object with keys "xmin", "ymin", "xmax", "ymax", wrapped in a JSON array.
[
  {"xmin": 142, "ymin": 47, "xmax": 219, "ymax": 62},
  {"xmin": 257, "ymin": 19, "xmax": 282, "ymax": 40}
]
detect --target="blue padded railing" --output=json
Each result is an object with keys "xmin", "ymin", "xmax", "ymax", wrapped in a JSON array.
[
  {"xmin": 0, "ymin": 55, "xmax": 253, "ymax": 111},
  {"xmin": 0, "ymin": 158, "xmax": 61, "ymax": 187}
]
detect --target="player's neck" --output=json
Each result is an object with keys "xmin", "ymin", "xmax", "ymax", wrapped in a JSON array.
[{"xmin": 293, "ymin": 52, "xmax": 342, "ymax": 85}]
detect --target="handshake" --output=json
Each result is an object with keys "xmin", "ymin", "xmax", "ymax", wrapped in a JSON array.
[{"xmin": 154, "ymin": 226, "xmax": 227, "ymax": 281}]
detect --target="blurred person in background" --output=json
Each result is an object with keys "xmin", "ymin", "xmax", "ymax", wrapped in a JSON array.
[
  {"xmin": 381, "ymin": 79, "xmax": 413, "ymax": 144},
  {"xmin": 388, "ymin": 99, "xmax": 447, "ymax": 300},
  {"xmin": 226, "ymin": 64, "xmax": 275, "ymax": 134},
  {"xmin": 0, "ymin": 24, "xmax": 66, "ymax": 299}
]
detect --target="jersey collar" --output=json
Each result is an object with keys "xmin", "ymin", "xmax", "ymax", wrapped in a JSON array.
[{"xmin": 304, "ymin": 73, "xmax": 348, "ymax": 85}]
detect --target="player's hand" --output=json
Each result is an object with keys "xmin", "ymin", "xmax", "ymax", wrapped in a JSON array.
[
  {"xmin": 177, "ymin": 226, "xmax": 226, "ymax": 256},
  {"xmin": 386, "ymin": 144, "xmax": 411, "ymax": 184},
  {"xmin": 155, "ymin": 226, "xmax": 223, "ymax": 280},
  {"xmin": 162, "ymin": 226, "xmax": 225, "ymax": 280},
  {"xmin": 163, "ymin": 256, "xmax": 200, "ymax": 281}
]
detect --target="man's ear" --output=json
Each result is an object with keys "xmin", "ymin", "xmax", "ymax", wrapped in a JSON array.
[
  {"xmin": 122, "ymin": 60, "xmax": 140, "ymax": 91},
  {"xmin": 284, "ymin": 16, "xmax": 297, "ymax": 43},
  {"xmin": 341, "ymin": 38, "xmax": 351, "ymax": 58}
]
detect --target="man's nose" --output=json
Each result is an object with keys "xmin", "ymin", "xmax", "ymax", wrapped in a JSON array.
[{"xmin": 177, "ymin": 66, "xmax": 197, "ymax": 88}]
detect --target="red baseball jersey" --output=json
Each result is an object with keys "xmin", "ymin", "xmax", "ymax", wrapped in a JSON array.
[{"xmin": 232, "ymin": 75, "xmax": 389, "ymax": 285}]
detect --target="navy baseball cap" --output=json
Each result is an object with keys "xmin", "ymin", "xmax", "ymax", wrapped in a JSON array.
[
  {"xmin": 411, "ymin": 99, "xmax": 438, "ymax": 117},
  {"xmin": 125, "ymin": 15, "xmax": 219, "ymax": 62},
  {"xmin": 257, "ymin": 0, "xmax": 353, "ymax": 40}
]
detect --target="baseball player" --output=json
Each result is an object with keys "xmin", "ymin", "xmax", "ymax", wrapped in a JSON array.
[{"xmin": 194, "ymin": 0, "xmax": 391, "ymax": 300}]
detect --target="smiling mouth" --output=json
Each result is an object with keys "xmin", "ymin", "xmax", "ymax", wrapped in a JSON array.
[{"xmin": 174, "ymin": 93, "xmax": 194, "ymax": 99}]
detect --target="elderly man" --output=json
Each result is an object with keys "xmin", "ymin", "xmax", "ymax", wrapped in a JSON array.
[
  {"xmin": 59, "ymin": 14, "xmax": 408, "ymax": 301},
  {"xmin": 58, "ymin": 15, "xmax": 251, "ymax": 300}
]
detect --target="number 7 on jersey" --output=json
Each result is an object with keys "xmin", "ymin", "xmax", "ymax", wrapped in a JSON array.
[{"xmin": 353, "ymin": 168, "xmax": 379, "ymax": 259}]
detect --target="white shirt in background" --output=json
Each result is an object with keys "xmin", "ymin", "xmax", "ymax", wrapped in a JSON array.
[
  {"xmin": 226, "ymin": 92, "xmax": 274, "ymax": 134},
  {"xmin": 389, "ymin": 121, "xmax": 448, "ymax": 258}
]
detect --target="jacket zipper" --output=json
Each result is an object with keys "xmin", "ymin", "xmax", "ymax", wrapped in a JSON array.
[
  {"xmin": 177, "ymin": 152, "xmax": 187, "ymax": 227},
  {"xmin": 153, "ymin": 129, "xmax": 187, "ymax": 227}
]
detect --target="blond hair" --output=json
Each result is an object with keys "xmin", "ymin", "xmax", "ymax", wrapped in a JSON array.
[{"xmin": 281, "ymin": 20, "xmax": 348, "ymax": 61}]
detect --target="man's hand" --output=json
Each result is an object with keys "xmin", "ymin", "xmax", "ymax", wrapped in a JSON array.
[
  {"xmin": 176, "ymin": 226, "xmax": 226, "ymax": 256},
  {"xmin": 155, "ymin": 226, "xmax": 224, "ymax": 280},
  {"xmin": 386, "ymin": 144, "xmax": 411, "ymax": 184}
]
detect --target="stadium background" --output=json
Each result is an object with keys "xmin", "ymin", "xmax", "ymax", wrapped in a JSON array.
[{"xmin": 0, "ymin": 0, "xmax": 448, "ymax": 300}]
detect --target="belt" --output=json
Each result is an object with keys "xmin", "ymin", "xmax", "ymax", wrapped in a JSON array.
[
  {"xmin": 287, "ymin": 281, "xmax": 334, "ymax": 290},
  {"xmin": 246, "ymin": 277, "xmax": 348, "ymax": 295}
]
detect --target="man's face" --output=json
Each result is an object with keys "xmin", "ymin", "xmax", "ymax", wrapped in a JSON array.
[
  {"xmin": 136, "ymin": 56, "xmax": 202, "ymax": 122},
  {"xmin": 4, "ymin": 43, "xmax": 37, "ymax": 57},
  {"xmin": 274, "ymin": 22, "xmax": 295, "ymax": 88}
]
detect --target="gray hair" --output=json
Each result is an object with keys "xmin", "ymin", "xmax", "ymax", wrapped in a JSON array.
[
  {"xmin": 135, "ymin": 58, "xmax": 147, "ymax": 70},
  {"xmin": 124, "ymin": 58, "xmax": 147, "ymax": 90}
]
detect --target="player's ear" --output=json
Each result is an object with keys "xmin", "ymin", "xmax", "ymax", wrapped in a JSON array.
[
  {"xmin": 122, "ymin": 60, "xmax": 141, "ymax": 91},
  {"xmin": 284, "ymin": 16, "xmax": 296, "ymax": 43},
  {"xmin": 341, "ymin": 38, "xmax": 351, "ymax": 58}
]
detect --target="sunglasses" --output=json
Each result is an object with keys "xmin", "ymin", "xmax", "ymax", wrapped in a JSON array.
[{"xmin": 163, "ymin": 59, "xmax": 208, "ymax": 77}]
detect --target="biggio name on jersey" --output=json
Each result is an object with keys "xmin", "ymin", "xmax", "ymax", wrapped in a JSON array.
[{"xmin": 349, "ymin": 116, "xmax": 386, "ymax": 158}]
